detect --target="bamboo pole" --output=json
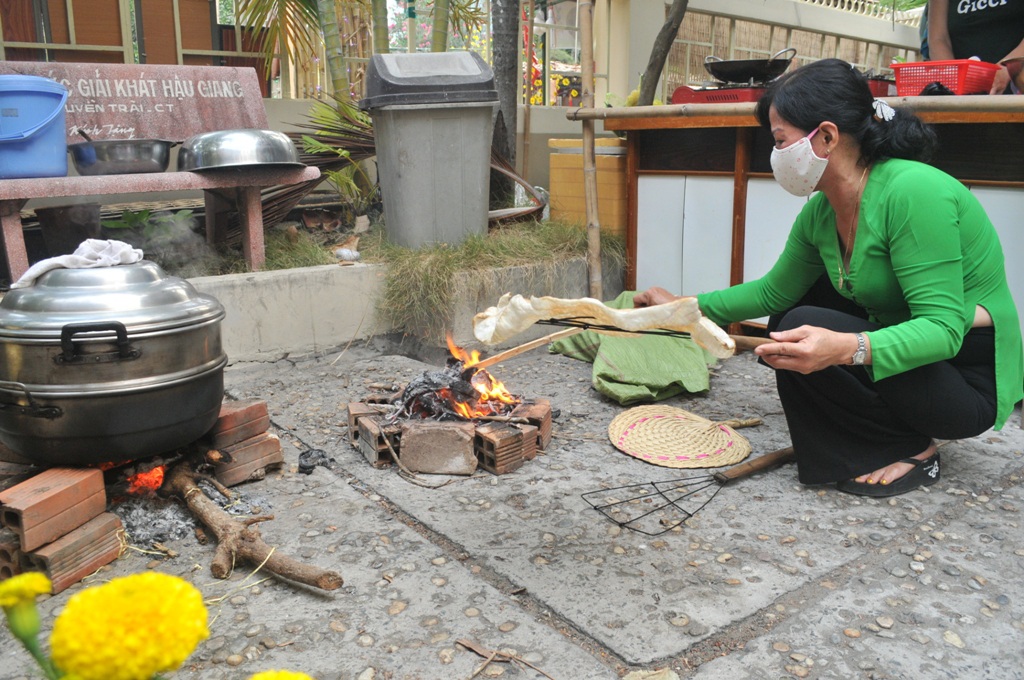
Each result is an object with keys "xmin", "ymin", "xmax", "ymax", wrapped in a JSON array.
[
  {"xmin": 522, "ymin": 0, "xmax": 535, "ymax": 180},
  {"xmin": 568, "ymin": 94, "xmax": 1024, "ymax": 122},
  {"xmin": 578, "ymin": 0, "xmax": 602, "ymax": 299}
]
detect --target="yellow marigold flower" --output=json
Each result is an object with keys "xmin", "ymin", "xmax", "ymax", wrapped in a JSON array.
[
  {"xmin": 50, "ymin": 572, "xmax": 209, "ymax": 680},
  {"xmin": 0, "ymin": 572, "xmax": 51, "ymax": 610},
  {"xmin": 561, "ymin": 77, "xmax": 570, "ymax": 86},
  {"xmin": 249, "ymin": 672, "xmax": 316, "ymax": 680},
  {"xmin": 570, "ymin": 89, "xmax": 579, "ymax": 97},
  {"xmin": 0, "ymin": 572, "xmax": 51, "ymax": 640}
]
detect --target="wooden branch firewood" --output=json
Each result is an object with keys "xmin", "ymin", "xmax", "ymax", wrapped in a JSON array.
[{"xmin": 164, "ymin": 463, "xmax": 344, "ymax": 591}]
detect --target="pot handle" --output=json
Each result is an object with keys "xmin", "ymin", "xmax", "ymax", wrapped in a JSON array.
[
  {"xmin": 57, "ymin": 322, "xmax": 141, "ymax": 365},
  {"xmin": 0, "ymin": 381, "xmax": 62, "ymax": 419},
  {"xmin": 770, "ymin": 47, "xmax": 797, "ymax": 62}
]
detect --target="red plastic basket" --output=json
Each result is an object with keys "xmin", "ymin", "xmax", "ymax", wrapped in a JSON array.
[{"xmin": 891, "ymin": 59, "xmax": 1001, "ymax": 96}]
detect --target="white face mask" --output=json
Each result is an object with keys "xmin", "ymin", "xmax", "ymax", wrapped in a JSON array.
[{"xmin": 770, "ymin": 127, "xmax": 828, "ymax": 197}]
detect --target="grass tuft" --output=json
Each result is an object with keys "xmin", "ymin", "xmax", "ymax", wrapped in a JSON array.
[{"xmin": 360, "ymin": 220, "xmax": 625, "ymax": 339}]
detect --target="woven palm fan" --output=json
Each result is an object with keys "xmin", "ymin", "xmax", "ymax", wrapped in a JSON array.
[
  {"xmin": 585, "ymin": 407, "xmax": 793, "ymax": 535},
  {"xmin": 607, "ymin": 405, "xmax": 758, "ymax": 469}
]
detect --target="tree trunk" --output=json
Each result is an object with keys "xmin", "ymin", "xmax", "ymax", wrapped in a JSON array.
[
  {"xmin": 431, "ymin": 0, "xmax": 450, "ymax": 52},
  {"xmin": 318, "ymin": 0, "xmax": 349, "ymax": 97},
  {"xmin": 489, "ymin": 0, "xmax": 519, "ymax": 207},
  {"xmin": 371, "ymin": 0, "xmax": 390, "ymax": 54},
  {"xmin": 638, "ymin": 0, "xmax": 689, "ymax": 106}
]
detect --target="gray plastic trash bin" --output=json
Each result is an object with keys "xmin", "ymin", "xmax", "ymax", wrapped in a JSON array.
[{"xmin": 360, "ymin": 52, "xmax": 498, "ymax": 248}]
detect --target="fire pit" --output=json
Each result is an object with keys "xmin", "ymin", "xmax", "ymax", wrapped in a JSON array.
[{"xmin": 347, "ymin": 336, "xmax": 553, "ymax": 476}]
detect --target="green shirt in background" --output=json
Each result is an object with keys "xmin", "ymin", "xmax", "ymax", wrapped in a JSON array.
[{"xmin": 698, "ymin": 158, "xmax": 1024, "ymax": 429}]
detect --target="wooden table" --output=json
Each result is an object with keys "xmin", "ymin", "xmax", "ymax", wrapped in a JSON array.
[
  {"xmin": 0, "ymin": 165, "xmax": 321, "ymax": 283},
  {"xmin": 571, "ymin": 96, "xmax": 1024, "ymax": 292}
]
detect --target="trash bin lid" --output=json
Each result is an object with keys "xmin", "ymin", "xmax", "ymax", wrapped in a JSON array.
[{"xmin": 359, "ymin": 52, "xmax": 498, "ymax": 110}]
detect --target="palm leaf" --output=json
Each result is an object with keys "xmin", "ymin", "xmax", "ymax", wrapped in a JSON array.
[{"xmin": 236, "ymin": 0, "xmax": 323, "ymax": 76}]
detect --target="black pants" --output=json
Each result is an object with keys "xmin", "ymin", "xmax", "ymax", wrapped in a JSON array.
[{"xmin": 765, "ymin": 278, "xmax": 997, "ymax": 484}]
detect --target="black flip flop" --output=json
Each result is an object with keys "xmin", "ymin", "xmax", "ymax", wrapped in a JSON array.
[{"xmin": 835, "ymin": 452, "xmax": 940, "ymax": 498}]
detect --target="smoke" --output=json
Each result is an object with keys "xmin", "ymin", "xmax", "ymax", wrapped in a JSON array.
[{"xmin": 105, "ymin": 209, "xmax": 222, "ymax": 277}]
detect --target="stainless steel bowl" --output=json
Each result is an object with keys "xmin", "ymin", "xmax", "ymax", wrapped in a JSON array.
[
  {"xmin": 177, "ymin": 129, "xmax": 302, "ymax": 171},
  {"xmin": 68, "ymin": 139, "xmax": 173, "ymax": 175}
]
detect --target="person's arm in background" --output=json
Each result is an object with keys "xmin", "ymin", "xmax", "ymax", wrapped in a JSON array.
[
  {"xmin": 994, "ymin": 39, "xmax": 1024, "ymax": 94},
  {"xmin": 927, "ymin": 0, "xmax": 1024, "ymax": 93},
  {"xmin": 927, "ymin": 0, "xmax": 955, "ymax": 60}
]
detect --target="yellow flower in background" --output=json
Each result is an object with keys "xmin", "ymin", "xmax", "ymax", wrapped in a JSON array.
[
  {"xmin": 533, "ymin": 78, "xmax": 541, "ymax": 86},
  {"xmin": 249, "ymin": 672, "xmax": 316, "ymax": 680},
  {"xmin": 570, "ymin": 89, "xmax": 579, "ymax": 97},
  {"xmin": 0, "ymin": 572, "xmax": 51, "ymax": 640},
  {"xmin": 0, "ymin": 572, "xmax": 51, "ymax": 610},
  {"xmin": 561, "ymin": 77, "xmax": 570, "ymax": 86},
  {"xmin": 50, "ymin": 572, "xmax": 209, "ymax": 680}
]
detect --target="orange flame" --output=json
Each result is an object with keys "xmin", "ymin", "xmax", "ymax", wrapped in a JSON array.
[
  {"xmin": 444, "ymin": 333, "xmax": 520, "ymax": 418},
  {"xmin": 126, "ymin": 465, "xmax": 166, "ymax": 494},
  {"xmin": 446, "ymin": 333, "xmax": 482, "ymax": 368}
]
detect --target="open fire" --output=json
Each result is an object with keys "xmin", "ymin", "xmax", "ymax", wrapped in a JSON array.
[
  {"xmin": 443, "ymin": 334, "xmax": 520, "ymax": 419},
  {"xmin": 348, "ymin": 335, "xmax": 553, "ymax": 476},
  {"xmin": 388, "ymin": 335, "xmax": 521, "ymax": 422}
]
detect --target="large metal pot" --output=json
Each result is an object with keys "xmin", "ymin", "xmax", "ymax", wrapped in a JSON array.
[
  {"xmin": 0, "ymin": 261, "xmax": 227, "ymax": 465},
  {"xmin": 704, "ymin": 48, "xmax": 797, "ymax": 84}
]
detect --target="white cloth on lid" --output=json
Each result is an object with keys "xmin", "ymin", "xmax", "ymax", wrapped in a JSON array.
[{"xmin": 11, "ymin": 239, "xmax": 144, "ymax": 289}]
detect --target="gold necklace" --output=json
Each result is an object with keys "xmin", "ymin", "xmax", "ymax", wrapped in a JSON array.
[{"xmin": 838, "ymin": 165, "xmax": 870, "ymax": 290}]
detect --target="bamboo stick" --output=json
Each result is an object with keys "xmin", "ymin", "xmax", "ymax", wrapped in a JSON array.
[
  {"xmin": 475, "ymin": 328, "xmax": 585, "ymax": 370},
  {"xmin": 475, "ymin": 329, "xmax": 772, "ymax": 372},
  {"xmin": 578, "ymin": 0, "xmax": 602, "ymax": 300}
]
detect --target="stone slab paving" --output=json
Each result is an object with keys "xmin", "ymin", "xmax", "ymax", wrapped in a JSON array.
[{"xmin": 2, "ymin": 345, "xmax": 1021, "ymax": 680}]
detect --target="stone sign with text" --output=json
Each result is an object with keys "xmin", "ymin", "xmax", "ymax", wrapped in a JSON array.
[{"xmin": 0, "ymin": 62, "xmax": 269, "ymax": 142}]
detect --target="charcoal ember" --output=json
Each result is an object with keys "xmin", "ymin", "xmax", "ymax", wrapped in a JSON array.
[
  {"xmin": 390, "ymin": 363, "xmax": 479, "ymax": 420},
  {"xmin": 298, "ymin": 448, "xmax": 333, "ymax": 474}
]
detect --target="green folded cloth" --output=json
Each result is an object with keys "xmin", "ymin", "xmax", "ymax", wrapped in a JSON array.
[{"xmin": 549, "ymin": 291, "xmax": 715, "ymax": 405}]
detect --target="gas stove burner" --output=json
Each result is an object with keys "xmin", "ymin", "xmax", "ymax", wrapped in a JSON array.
[{"xmin": 671, "ymin": 84, "xmax": 768, "ymax": 105}]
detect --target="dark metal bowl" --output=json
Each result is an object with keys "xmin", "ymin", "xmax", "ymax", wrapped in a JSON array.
[{"xmin": 68, "ymin": 139, "xmax": 173, "ymax": 175}]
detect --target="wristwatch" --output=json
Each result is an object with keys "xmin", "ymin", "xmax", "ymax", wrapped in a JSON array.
[{"xmin": 851, "ymin": 333, "xmax": 868, "ymax": 365}]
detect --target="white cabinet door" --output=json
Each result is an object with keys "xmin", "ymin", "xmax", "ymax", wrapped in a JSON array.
[
  {"xmin": 636, "ymin": 175, "xmax": 733, "ymax": 296},
  {"xmin": 636, "ymin": 176, "xmax": 685, "ymax": 293},
  {"xmin": 744, "ymin": 179, "xmax": 805, "ymax": 282},
  {"xmin": 971, "ymin": 186, "xmax": 1024, "ymax": 337}
]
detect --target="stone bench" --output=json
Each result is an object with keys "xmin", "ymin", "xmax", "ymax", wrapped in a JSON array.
[{"xmin": 0, "ymin": 62, "xmax": 320, "ymax": 284}]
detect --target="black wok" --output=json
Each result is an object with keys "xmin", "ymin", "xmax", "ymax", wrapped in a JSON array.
[{"xmin": 704, "ymin": 48, "xmax": 796, "ymax": 84}]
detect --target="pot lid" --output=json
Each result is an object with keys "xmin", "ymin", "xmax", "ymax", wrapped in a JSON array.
[{"xmin": 0, "ymin": 261, "xmax": 224, "ymax": 339}]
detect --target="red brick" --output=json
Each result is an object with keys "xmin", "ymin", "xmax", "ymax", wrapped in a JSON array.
[
  {"xmin": 356, "ymin": 416, "xmax": 398, "ymax": 468},
  {"xmin": 474, "ymin": 424, "xmax": 524, "ymax": 475},
  {"xmin": 0, "ymin": 468, "xmax": 107, "ymax": 551},
  {"xmin": 214, "ymin": 433, "xmax": 284, "ymax": 487},
  {"xmin": 399, "ymin": 421, "xmax": 477, "ymax": 475},
  {"xmin": 0, "ymin": 527, "xmax": 21, "ymax": 579},
  {"xmin": 209, "ymin": 413, "xmax": 271, "ymax": 449},
  {"xmin": 22, "ymin": 513, "xmax": 123, "ymax": 594},
  {"xmin": 346, "ymin": 403, "xmax": 388, "ymax": 442},
  {"xmin": 511, "ymin": 401, "xmax": 553, "ymax": 450},
  {"xmin": 206, "ymin": 400, "xmax": 270, "ymax": 445}
]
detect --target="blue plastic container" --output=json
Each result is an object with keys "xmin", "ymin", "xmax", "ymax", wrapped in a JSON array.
[{"xmin": 0, "ymin": 75, "xmax": 69, "ymax": 179}]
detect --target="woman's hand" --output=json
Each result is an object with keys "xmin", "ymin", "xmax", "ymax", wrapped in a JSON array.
[
  {"xmin": 990, "ymin": 65, "xmax": 1012, "ymax": 95},
  {"xmin": 633, "ymin": 287, "xmax": 680, "ymax": 308},
  {"xmin": 754, "ymin": 325, "xmax": 864, "ymax": 374}
]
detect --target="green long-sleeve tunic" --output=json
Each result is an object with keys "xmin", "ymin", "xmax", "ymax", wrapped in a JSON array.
[{"xmin": 697, "ymin": 158, "xmax": 1024, "ymax": 429}]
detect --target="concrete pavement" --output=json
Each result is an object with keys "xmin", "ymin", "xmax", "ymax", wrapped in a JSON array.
[{"xmin": 2, "ymin": 342, "xmax": 1022, "ymax": 680}]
